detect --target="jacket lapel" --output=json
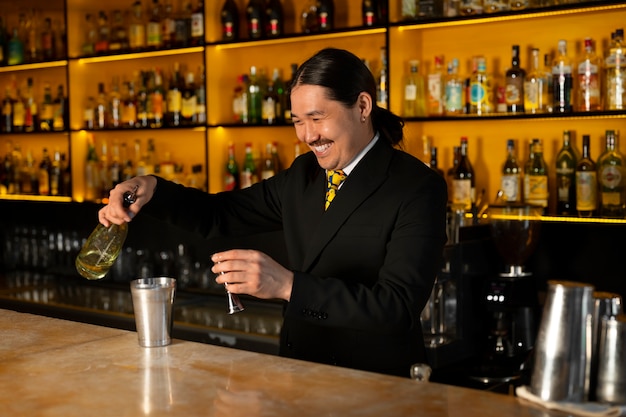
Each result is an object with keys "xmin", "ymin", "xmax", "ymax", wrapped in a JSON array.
[{"xmin": 301, "ymin": 140, "xmax": 394, "ymax": 271}]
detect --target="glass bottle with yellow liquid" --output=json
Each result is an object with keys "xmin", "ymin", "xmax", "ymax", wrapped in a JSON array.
[{"xmin": 75, "ymin": 185, "xmax": 138, "ymax": 280}]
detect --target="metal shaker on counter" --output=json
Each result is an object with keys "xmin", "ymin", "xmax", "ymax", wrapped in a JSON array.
[{"xmin": 596, "ymin": 315, "xmax": 626, "ymax": 404}]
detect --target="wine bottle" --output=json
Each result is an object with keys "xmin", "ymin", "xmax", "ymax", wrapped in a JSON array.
[
  {"xmin": 362, "ymin": 0, "xmax": 379, "ymax": 27},
  {"xmin": 524, "ymin": 139, "xmax": 548, "ymax": 211},
  {"xmin": 247, "ymin": 66, "xmax": 262, "ymax": 125},
  {"xmin": 430, "ymin": 147, "xmax": 444, "ymax": 177},
  {"xmin": 505, "ymin": 45, "xmax": 525, "ymax": 114},
  {"xmin": 555, "ymin": 130, "xmax": 577, "ymax": 215},
  {"xmin": 598, "ymin": 130, "xmax": 625, "ymax": 218},
  {"xmin": 501, "ymin": 139, "xmax": 521, "ymax": 203},
  {"xmin": 576, "ymin": 134, "xmax": 597, "ymax": 217},
  {"xmin": 265, "ymin": 0, "xmax": 284, "ymax": 38},
  {"xmin": 318, "ymin": 0, "xmax": 335, "ymax": 31},
  {"xmin": 225, "ymin": 142, "xmax": 240, "ymax": 191},
  {"xmin": 246, "ymin": 0, "xmax": 265, "ymax": 39},
  {"xmin": 221, "ymin": 0, "xmax": 240, "ymax": 41},
  {"xmin": 75, "ymin": 186, "xmax": 138, "ymax": 280},
  {"xmin": 452, "ymin": 136, "xmax": 475, "ymax": 211}
]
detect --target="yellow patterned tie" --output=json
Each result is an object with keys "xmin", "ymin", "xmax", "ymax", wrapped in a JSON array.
[{"xmin": 325, "ymin": 169, "xmax": 347, "ymax": 210}]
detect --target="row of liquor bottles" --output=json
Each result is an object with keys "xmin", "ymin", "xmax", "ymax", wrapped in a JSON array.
[
  {"xmin": 0, "ymin": 11, "xmax": 66, "ymax": 66},
  {"xmin": 83, "ymin": 134, "xmax": 205, "ymax": 203},
  {"xmin": 223, "ymin": 141, "xmax": 288, "ymax": 190},
  {"xmin": 0, "ymin": 142, "xmax": 71, "ymax": 197},
  {"xmin": 443, "ymin": 129, "xmax": 626, "ymax": 219},
  {"xmin": 403, "ymin": 30, "xmax": 626, "ymax": 118}
]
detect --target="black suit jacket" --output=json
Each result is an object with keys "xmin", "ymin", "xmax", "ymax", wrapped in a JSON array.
[{"xmin": 145, "ymin": 138, "xmax": 448, "ymax": 377}]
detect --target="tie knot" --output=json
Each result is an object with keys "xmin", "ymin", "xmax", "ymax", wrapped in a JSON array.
[{"xmin": 325, "ymin": 170, "xmax": 346, "ymax": 210}]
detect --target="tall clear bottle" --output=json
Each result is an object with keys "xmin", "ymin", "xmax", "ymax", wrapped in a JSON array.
[
  {"xmin": 403, "ymin": 60, "xmax": 426, "ymax": 117},
  {"xmin": 247, "ymin": 66, "xmax": 262, "ymax": 125},
  {"xmin": 524, "ymin": 48, "xmax": 549, "ymax": 114},
  {"xmin": 576, "ymin": 134, "xmax": 597, "ymax": 217},
  {"xmin": 576, "ymin": 37, "xmax": 601, "ymax": 112},
  {"xmin": 505, "ymin": 45, "xmax": 525, "ymax": 114},
  {"xmin": 377, "ymin": 46, "xmax": 388, "ymax": 109},
  {"xmin": 501, "ymin": 139, "xmax": 521, "ymax": 203},
  {"xmin": 427, "ymin": 55, "xmax": 445, "ymax": 116},
  {"xmin": 597, "ymin": 130, "xmax": 625, "ymax": 218},
  {"xmin": 605, "ymin": 28, "xmax": 626, "ymax": 110},
  {"xmin": 524, "ymin": 139, "xmax": 548, "ymax": 212},
  {"xmin": 444, "ymin": 58, "xmax": 464, "ymax": 115},
  {"xmin": 552, "ymin": 39, "xmax": 573, "ymax": 113},
  {"xmin": 469, "ymin": 56, "xmax": 493, "ymax": 115},
  {"xmin": 452, "ymin": 136, "xmax": 475, "ymax": 211},
  {"xmin": 555, "ymin": 130, "xmax": 577, "ymax": 215},
  {"xmin": 221, "ymin": 0, "xmax": 240, "ymax": 41}
]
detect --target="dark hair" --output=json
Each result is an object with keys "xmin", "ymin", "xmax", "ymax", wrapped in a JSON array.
[{"xmin": 290, "ymin": 48, "xmax": 404, "ymax": 146}]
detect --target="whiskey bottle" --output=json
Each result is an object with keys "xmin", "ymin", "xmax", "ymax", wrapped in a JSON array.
[
  {"xmin": 452, "ymin": 137, "xmax": 475, "ymax": 211},
  {"xmin": 576, "ymin": 134, "xmax": 597, "ymax": 217},
  {"xmin": 524, "ymin": 139, "xmax": 549, "ymax": 211},
  {"xmin": 604, "ymin": 29, "xmax": 625, "ymax": 111},
  {"xmin": 128, "ymin": 1, "xmax": 146, "ymax": 51},
  {"xmin": 52, "ymin": 84, "xmax": 67, "ymax": 131},
  {"xmin": 552, "ymin": 39, "xmax": 573, "ymax": 113},
  {"xmin": 403, "ymin": 59, "xmax": 426, "ymax": 117},
  {"xmin": 555, "ymin": 130, "xmax": 577, "ymax": 215},
  {"xmin": 181, "ymin": 71, "xmax": 198, "ymax": 125},
  {"xmin": 166, "ymin": 62, "xmax": 183, "ymax": 126},
  {"xmin": 505, "ymin": 45, "xmax": 525, "ymax": 114},
  {"xmin": 501, "ymin": 139, "xmax": 521, "ymax": 203},
  {"xmin": 221, "ymin": 0, "xmax": 240, "ymax": 41},
  {"xmin": 576, "ymin": 37, "xmax": 601, "ymax": 112},
  {"xmin": 598, "ymin": 130, "xmax": 625, "ymax": 218}
]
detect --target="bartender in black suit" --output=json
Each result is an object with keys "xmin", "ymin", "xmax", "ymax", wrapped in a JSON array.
[{"xmin": 100, "ymin": 48, "xmax": 448, "ymax": 378}]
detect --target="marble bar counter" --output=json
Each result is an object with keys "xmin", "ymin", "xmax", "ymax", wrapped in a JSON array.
[{"xmin": 0, "ymin": 309, "xmax": 556, "ymax": 417}]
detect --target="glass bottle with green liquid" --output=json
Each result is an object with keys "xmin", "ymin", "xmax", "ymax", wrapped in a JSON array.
[{"xmin": 75, "ymin": 185, "xmax": 138, "ymax": 280}]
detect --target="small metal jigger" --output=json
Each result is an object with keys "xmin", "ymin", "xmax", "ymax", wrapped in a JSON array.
[{"xmin": 223, "ymin": 273, "xmax": 245, "ymax": 314}]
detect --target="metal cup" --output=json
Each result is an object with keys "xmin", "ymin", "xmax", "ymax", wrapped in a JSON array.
[
  {"xmin": 596, "ymin": 315, "xmax": 626, "ymax": 404},
  {"xmin": 130, "ymin": 277, "xmax": 177, "ymax": 347},
  {"xmin": 530, "ymin": 280, "xmax": 595, "ymax": 403}
]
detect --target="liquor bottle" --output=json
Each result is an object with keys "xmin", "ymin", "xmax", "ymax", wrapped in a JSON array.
[
  {"xmin": 265, "ymin": 0, "xmax": 284, "ymax": 38},
  {"xmin": 109, "ymin": 9, "xmax": 130, "ymax": 52},
  {"xmin": 84, "ymin": 96, "xmax": 96, "ymax": 129},
  {"xmin": 84, "ymin": 134, "xmax": 100, "ymax": 202},
  {"xmin": 576, "ymin": 134, "xmax": 597, "ymax": 217},
  {"xmin": 174, "ymin": 0, "xmax": 192, "ymax": 48},
  {"xmin": 510, "ymin": 0, "xmax": 528, "ymax": 11},
  {"xmin": 225, "ymin": 142, "xmax": 240, "ymax": 191},
  {"xmin": 20, "ymin": 150, "xmax": 37, "ymax": 195},
  {"xmin": 444, "ymin": 58, "xmax": 463, "ymax": 115},
  {"xmin": 41, "ymin": 17, "xmax": 56, "ymax": 61},
  {"xmin": 75, "ymin": 185, "xmax": 138, "ymax": 280},
  {"xmin": 452, "ymin": 137, "xmax": 475, "ymax": 211},
  {"xmin": 150, "ymin": 68, "xmax": 165, "ymax": 128},
  {"xmin": 52, "ymin": 84, "xmax": 67, "ymax": 131},
  {"xmin": 505, "ymin": 45, "xmax": 525, "ymax": 114},
  {"xmin": 271, "ymin": 141, "xmax": 282, "ymax": 172},
  {"xmin": 555, "ymin": 130, "xmax": 577, "ymax": 215},
  {"xmin": 39, "ymin": 83, "xmax": 53, "ymax": 131},
  {"xmin": 221, "ymin": 0, "xmax": 240, "ymax": 41},
  {"xmin": 128, "ymin": 0, "xmax": 146, "ymax": 51},
  {"xmin": 301, "ymin": 0, "xmax": 319, "ymax": 33},
  {"xmin": 247, "ymin": 66, "xmax": 262, "ymax": 125},
  {"xmin": 501, "ymin": 139, "xmax": 521, "ymax": 203},
  {"xmin": 458, "ymin": 0, "xmax": 483, "ymax": 16},
  {"xmin": 120, "ymin": 81, "xmax": 137, "ymax": 128},
  {"xmin": 94, "ymin": 11, "xmax": 110, "ymax": 54},
  {"xmin": 7, "ymin": 27, "xmax": 24, "ymax": 65},
  {"xmin": 24, "ymin": 10, "xmax": 41, "ymax": 64},
  {"xmin": 135, "ymin": 72, "xmax": 149, "ymax": 128},
  {"xmin": 94, "ymin": 82, "xmax": 108, "ymax": 129},
  {"xmin": 38, "ymin": 148, "xmax": 51, "ymax": 196},
  {"xmin": 377, "ymin": 46, "xmax": 388, "ymax": 109},
  {"xmin": 166, "ymin": 62, "xmax": 183, "ymax": 126},
  {"xmin": 576, "ymin": 37, "xmax": 601, "ymax": 112},
  {"xmin": 246, "ymin": 0, "xmax": 265, "ymax": 39},
  {"xmin": 195, "ymin": 66, "xmax": 206, "ymax": 125},
  {"xmin": 98, "ymin": 140, "xmax": 112, "ymax": 199},
  {"xmin": 524, "ymin": 139, "xmax": 548, "ymax": 211},
  {"xmin": 362, "ymin": 0, "xmax": 379, "ymax": 27},
  {"xmin": 524, "ymin": 48, "xmax": 549, "ymax": 114},
  {"xmin": 271, "ymin": 68, "xmax": 286, "ymax": 124},
  {"xmin": 109, "ymin": 77, "xmax": 122, "ymax": 128},
  {"xmin": 161, "ymin": 1, "xmax": 176, "ymax": 48},
  {"xmin": 190, "ymin": 0, "xmax": 204, "ymax": 46},
  {"xmin": 318, "ymin": 0, "xmax": 334, "ymax": 31},
  {"xmin": 50, "ymin": 149, "xmax": 61, "ymax": 196},
  {"xmin": 60, "ymin": 152, "xmax": 71, "ymax": 197},
  {"xmin": 0, "ymin": 17, "xmax": 6, "ymax": 66},
  {"xmin": 430, "ymin": 147, "xmax": 444, "ymax": 177},
  {"xmin": 469, "ymin": 56, "xmax": 493, "ymax": 115},
  {"xmin": 261, "ymin": 143, "xmax": 276, "ymax": 179},
  {"xmin": 604, "ymin": 28, "xmax": 626, "ymax": 111},
  {"xmin": 427, "ymin": 55, "xmax": 445, "ymax": 116},
  {"xmin": 147, "ymin": 0, "xmax": 163, "ymax": 50},
  {"xmin": 403, "ymin": 60, "xmax": 426, "ymax": 117},
  {"xmin": 598, "ymin": 130, "xmax": 626, "ymax": 218},
  {"xmin": 181, "ymin": 71, "xmax": 198, "ymax": 125},
  {"xmin": 12, "ymin": 85, "xmax": 25, "ymax": 133},
  {"xmin": 284, "ymin": 64, "xmax": 298, "ymax": 123},
  {"xmin": 552, "ymin": 39, "xmax": 573, "ymax": 113},
  {"xmin": 24, "ymin": 77, "xmax": 38, "ymax": 133},
  {"xmin": 262, "ymin": 78, "xmax": 278, "ymax": 125},
  {"xmin": 240, "ymin": 142, "xmax": 258, "ymax": 188}
]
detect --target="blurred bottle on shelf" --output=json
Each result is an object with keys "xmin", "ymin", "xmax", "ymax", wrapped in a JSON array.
[
  {"xmin": 120, "ymin": 81, "xmax": 137, "ymax": 128},
  {"xmin": 555, "ymin": 130, "xmax": 577, "ymax": 215},
  {"xmin": 38, "ymin": 148, "xmax": 51, "ymax": 196},
  {"xmin": 8, "ymin": 27, "xmax": 25, "ymax": 65},
  {"xmin": 501, "ymin": 139, "xmax": 521, "ymax": 203},
  {"xmin": 109, "ymin": 76, "xmax": 122, "ymax": 128},
  {"xmin": 451, "ymin": 136, "xmax": 475, "ymax": 211},
  {"xmin": 605, "ymin": 28, "xmax": 626, "ymax": 111},
  {"xmin": 403, "ymin": 59, "xmax": 426, "ymax": 117},
  {"xmin": 166, "ymin": 62, "xmax": 183, "ymax": 126},
  {"xmin": 190, "ymin": 0, "xmax": 204, "ymax": 46},
  {"xmin": 94, "ymin": 82, "xmax": 108, "ymax": 129},
  {"xmin": 524, "ymin": 48, "xmax": 549, "ymax": 114},
  {"xmin": 84, "ymin": 95, "xmax": 96, "ymax": 129},
  {"xmin": 510, "ymin": 0, "xmax": 528, "ymax": 11},
  {"xmin": 469, "ymin": 56, "xmax": 492, "ymax": 115},
  {"xmin": 224, "ymin": 142, "xmax": 239, "ymax": 191},
  {"xmin": 362, "ymin": 0, "xmax": 380, "ymax": 26},
  {"xmin": 147, "ymin": 0, "xmax": 163, "ymax": 50},
  {"xmin": 444, "ymin": 58, "xmax": 463, "ymax": 115},
  {"xmin": 39, "ymin": 82, "xmax": 53, "ymax": 131},
  {"xmin": 136, "ymin": 72, "xmax": 149, "ymax": 128},
  {"xmin": 576, "ymin": 37, "xmax": 601, "ymax": 112},
  {"xmin": 50, "ymin": 149, "xmax": 62, "ymax": 196},
  {"xmin": 85, "ymin": 134, "xmax": 100, "ymax": 202},
  {"xmin": 598, "ymin": 130, "xmax": 626, "ymax": 218},
  {"xmin": 262, "ymin": 76, "xmax": 278, "ymax": 125},
  {"xmin": 174, "ymin": 0, "xmax": 192, "ymax": 48},
  {"xmin": 181, "ymin": 70, "xmax": 198, "ymax": 125},
  {"xmin": 552, "ymin": 39, "xmax": 573, "ymax": 113},
  {"xmin": 301, "ymin": 0, "xmax": 319, "ymax": 33},
  {"xmin": 430, "ymin": 147, "xmax": 444, "ymax": 177},
  {"xmin": 129, "ymin": 0, "xmax": 146, "ymax": 51},
  {"xmin": 261, "ymin": 143, "xmax": 276, "ymax": 180},
  {"xmin": 95, "ymin": 10, "xmax": 110, "ymax": 54},
  {"xmin": 427, "ymin": 55, "xmax": 445, "ymax": 116},
  {"xmin": 505, "ymin": 44, "xmax": 525, "ymax": 114},
  {"xmin": 377, "ymin": 46, "xmax": 388, "ymax": 109},
  {"xmin": 52, "ymin": 85, "xmax": 67, "ymax": 131},
  {"xmin": 240, "ymin": 142, "xmax": 258, "ymax": 188},
  {"xmin": 247, "ymin": 66, "xmax": 262, "ymax": 125},
  {"xmin": 318, "ymin": 0, "xmax": 334, "ymax": 31},
  {"xmin": 524, "ymin": 138, "xmax": 548, "ymax": 211},
  {"xmin": 24, "ymin": 77, "xmax": 38, "ymax": 133},
  {"xmin": 12, "ymin": 81, "xmax": 25, "ymax": 133},
  {"xmin": 484, "ymin": 0, "xmax": 509, "ymax": 13},
  {"xmin": 41, "ymin": 17, "xmax": 56, "ymax": 61},
  {"xmin": 576, "ymin": 134, "xmax": 597, "ymax": 217},
  {"xmin": 196, "ymin": 65, "xmax": 206, "ymax": 124},
  {"xmin": 246, "ymin": 0, "xmax": 265, "ymax": 39},
  {"xmin": 0, "ymin": 17, "xmax": 6, "ymax": 66},
  {"xmin": 265, "ymin": 0, "xmax": 284, "ymax": 38},
  {"xmin": 150, "ymin": 68, "xmax": 166, "ymax": 128},
  {"xmin": 161, "ymin": 1, "xmax": 176, "ymax": 48},
  {"xmin": 82, "ymin": 13, "xmax": 97, "ymax": 55},
  {"xmin": 109, "ymin": 9, "xmax": 129, "ymax": 52},
  {"xmin": 458, "ymin": 0, "xmax": 483, "ymax": 16},
  {"xmin": 221, "ymin": 0, "xmax": 240, "ymax": 41}
]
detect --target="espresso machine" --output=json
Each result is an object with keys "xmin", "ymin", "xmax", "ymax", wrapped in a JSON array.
[{"xmin": 471, "ymin": 203, "xmax": 542, "ymax": 384}]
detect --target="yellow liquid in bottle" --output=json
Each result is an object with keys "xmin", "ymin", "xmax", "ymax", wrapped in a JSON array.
[{"xmin": 75, "ymin": 223, "xmax": 128, "ymax": 280}]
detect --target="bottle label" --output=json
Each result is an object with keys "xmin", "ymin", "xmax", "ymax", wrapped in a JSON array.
[
  {"xmin": 181, "ymin": 95, "xmax": 197, "ymax": 118},
  {"xmin": 576, "ymin": 171, "xmax": 598, "ymax": 211},
  {"xmin": 146, "ymin": 22, "xmax": 161, "ymax": 46},
  {"xmin": 452, "ymin": 179, "xmax": 472, "ymax": 210},
  {"xmin": 505, "ymin": 78, "xmax": 523, "ymax": 105},
  {"xmin": 526, "ymin": 175, "xmax": 548, "ymax": 207},
  {"xmin": 405, "ymin": 84, "xmax": 417, "ymax": 101},
  {"xmin": 445, "ymin": 83, "xmax": 463, "ymax": 113},
  {"xmin": 191, "ymin": 12, "xmax": 204, "ymax": 38},
  {"xmin": 167, "ymin": 90, "xmax": 182, "ymax": 112},
  {"xmin": 224, "ymin": 173, "xmax": 236, "ymax": 191},
  {"xmin": 501, "ymin": 174, "xmax": 520, "ymax": 202},
  {"xmin": 427, "ymin": 74, "xmax": 443, "ymax": 115},
  {"xmin": 600, "ymin": 165, "xmax": 622, "ymax": 189}
]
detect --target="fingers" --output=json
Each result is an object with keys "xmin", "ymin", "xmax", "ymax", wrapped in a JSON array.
[{"xmin": 98, "ymin": 176, "xmax": 157, "ymax": 226}]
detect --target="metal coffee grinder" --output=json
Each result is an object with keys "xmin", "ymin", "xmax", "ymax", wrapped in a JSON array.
[{"xmin": 473, "ymin": 203, "xmax": 542, "ymax": 384}]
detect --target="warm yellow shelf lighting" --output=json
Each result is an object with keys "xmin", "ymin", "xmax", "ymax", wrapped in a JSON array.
[
  {"xmin": 77, "ymin": 47, "xmax": 205, "ymax": 64},
  {"xmin": 0, "ymin": 61, "xmax": 68, "ymax": 73},
  {"xmin": 216, "ymin": 28, "xmax": 387, "ymax": 50},
  {"xmin": 397, "ymin": 3, "xmax": 626, "ymax": 31},
  {"xmin": 0, "ymin": 195, "xmax": 72, "ymax": 203}
]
